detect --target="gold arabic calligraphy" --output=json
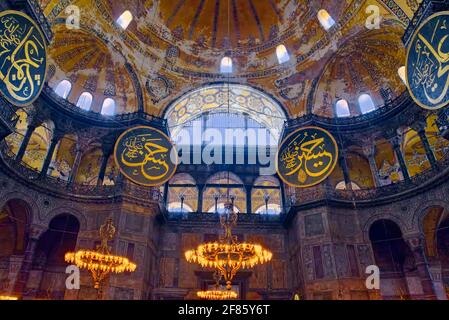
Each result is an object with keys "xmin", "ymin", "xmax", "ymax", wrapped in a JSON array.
[
  {"xmin": 408, "ymin": 12, "xmax": 449, "ymax": 109},
  {"xmin": 121, "ymin": 134, "xmax": 171, "ymax": 181},
  {"xmin": 0, "ymin": 11, "xmax": 46, "ymax": 105},
  {"xmin": 278, "ymin": 129, "xmax": 337, "ymax": 187}
]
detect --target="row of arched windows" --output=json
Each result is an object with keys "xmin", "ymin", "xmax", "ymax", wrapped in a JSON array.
[
  {"xmin": 219, "ymin": 9, "xmax": 336, "ymax": 73},
  {"xmin": 334, "ymin": 65, "xmax": 407, "ymax": 118},
  {"xmin": 53, "ymin": 80, "xmax": 116, "ymax": 116},
  {"xmin": 335, "ymin": 94, "xmax": 375, "ymax": 117}
]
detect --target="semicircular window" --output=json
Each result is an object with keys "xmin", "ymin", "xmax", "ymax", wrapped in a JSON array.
[{"xmin": 165, "ymin": 83, "xmax": 286, "ymax": 147}]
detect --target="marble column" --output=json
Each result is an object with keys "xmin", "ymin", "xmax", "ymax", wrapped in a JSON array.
[
  {"xmin": 416, "ymin": 128, "xmax": 437, "ymax": 169},
  {"xmin": 246, "ymin": 187, "xmax": 252, "ymax": 214},
  {"xmin": 68, "ymin": 147, "xmax": 83, "ymax": 185},
  {"xmin": 15, "ymin": 124, "xmax": 36, "ymax": 162},
  {"xmin": 197, "ymin": 184, "xmax": 204, "ymax": 213},
  {"xmin": 12, "ymin": 227, "xmax": 43, "ymax": 296},
  {"xmin": 39, "ymin": 131, "xmax": 63, "ymax": 178},
  {"xmin": 362, "ymin": 143, "xmax": 381, "ymax": 187},
  {"xmin": 405, "ymin": 236, "xmax": 437, "ymax": 300},
  {"xmin": 338, "ymin": 150, "xmax": 352, "ymax": 190},
  {"xmin": 389, "ymin": 136, "xmax": 410, "ymax": 181}
]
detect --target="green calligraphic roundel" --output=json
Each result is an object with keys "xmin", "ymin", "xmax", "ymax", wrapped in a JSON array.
[
  {"xmin": 406, "ymin": 11, "xmax": 449, "ymax": 110},
  {"xmin": 0, "ymin": 10, "xmax": 47, "ymax": 106},
  {"xmin": 114, "ymin": 126, "xmax": 178, "ymax": 187},
  {"xmin": 276, "ymin": 126, "xmax": 339, "ymax": 188}
]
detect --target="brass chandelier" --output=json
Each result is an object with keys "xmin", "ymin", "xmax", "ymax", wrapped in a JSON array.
[
  {"xmin": 65, "ymin": 219, "xmax": 137, "ymax": 297},
  {"xmin": 196, "ymin": 270, "xmax": 238, "ymax": 300},
  {"xmin": 185, "ymin": 201, "xmax": 273, "ymax": 290}
]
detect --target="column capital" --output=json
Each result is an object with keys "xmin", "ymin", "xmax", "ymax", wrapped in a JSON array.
[
  {"xmin": 411, "ymin": 121, "xmax": 427, "ymax": 135},
  {"xmin": 361, "ymin": 143, "xmax": 376, "ymax": 158},
  {"xmin": 404, "ymin": 234, "xmax": 425, "ymax": 251},
  {"xmin": 28, "ymin": 225, "xmax": 46, "ymax": 241},
  {"xmin": 388, "ymin": 135, "xmax": 401, "ymax": 149},
  {"xmin": 383, "ymin": 127, "xmax": 399, "ymax": 142}
]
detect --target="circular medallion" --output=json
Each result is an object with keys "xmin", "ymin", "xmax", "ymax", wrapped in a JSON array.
[
  {"xmin": 114, "ymin": 126, "xmax": 178, "ymax": 186},
  {"xmin": 0, "ymin": 10, "xmax": 47, "ymax": 106},
  {"xmin": 276, "ymin": 126, "xmax": 339, "ymax": 188},
  {"xmin": 406, "ymin": 11, "xmax": 449, "ymax": 110}
]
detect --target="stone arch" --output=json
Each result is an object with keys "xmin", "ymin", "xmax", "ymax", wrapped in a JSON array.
[
  {"xmin": 0, "ymin": 191, "xmax": 39, "ymax": 225},
  {"xmin": 362, "ymin": 214, "xmax": 407, "ymax": 243},
  {"xmin": 412, "ymin": 200, "xmax": 449, "ymax": 234},
  {"xmin": 41, "ymin": 206, "xmax": 88, "ymax": 231}
]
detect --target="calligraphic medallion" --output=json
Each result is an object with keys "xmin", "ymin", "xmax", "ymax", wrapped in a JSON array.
[
  {"xmin": 0, "ymin": 11, "xmax": 47, "ymax": 106},
  {"xmin": 276, "ymin": 126, "xmax": 338, "ymax": 188},
  {"xmin": 406, "ymin": 11, "xmax": 449, "ymax": 110},
  {"xmin": 114, "ymin": 126, "xmax": 178, "ymax": 187}
]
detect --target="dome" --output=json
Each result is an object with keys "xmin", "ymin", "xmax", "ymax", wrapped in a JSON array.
[{"xmin": 39, "ymin": 0, "xmax": 406, "ymax": 117}]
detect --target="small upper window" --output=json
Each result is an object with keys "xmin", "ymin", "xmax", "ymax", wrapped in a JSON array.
[
  {"xmin": 101, "ymin": 98, "xmax": 116, "ymax": 116},
  {"xmin": 116, "ymin": 10, "xmax": 133, "ymax": 30},
  {"xmin": 398, "ymin": 66, "xmax": 406, "ymax": 85},
  {"xmin": 358, "ymin": 94, "xmax": 376, "ymax": 114},
  {"xmin": 317, "ymin": 9, "xmax": 335, "ymax": 31},
  {"xmin": 335, "ymin": 181, "xmax": 361, "ymax": 190},
  {"xmin": 335, "ymin": 99, "xmax": 350, "ymax": 117},
  {"xmin": 276, "ymin": 45, "xmax": 290, "ymax": 64},
  {"xmin": 76, "ymin": 92, "xmax": 93, "ymax": 111},
  {"xmin": 54, "ymin": 80, "xmax": 72, "ymax": 99},
  {"xmin": 220, "ymin": 57, "xmax": 233, "ymax": 73}
]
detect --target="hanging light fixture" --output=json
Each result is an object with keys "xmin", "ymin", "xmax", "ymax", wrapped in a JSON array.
[
  {"xmin": 185, "ymin": 200, "xmax": 272, "ymax": 290},
  {"xmin": 196, "ymin": 270, "xmax": 238, "ymax": 300},
  {"xmin": 65, "ymin": 219, "xmax": 137, "ymax": 297}
]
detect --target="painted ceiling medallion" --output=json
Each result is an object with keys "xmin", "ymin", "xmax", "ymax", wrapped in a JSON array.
[
  {"xmin": 0, "ymin": 10, "xmax": 47, "ymax": 106},
  {"xmin": 114, "ymin": 126, "xmax": 178, "ymax": 186},
  {"xmin": 276, "ymin": 126, "xmax": 338, "ymax": 188},
  {"xmin": 406, "ymin": 11, "xmax": 449, "ymax": 110}
]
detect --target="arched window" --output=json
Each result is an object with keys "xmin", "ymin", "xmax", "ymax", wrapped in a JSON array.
[
  {"xmin": 168, "ymin": 202, "xmax": 194, "ymax": 213},
  {"xmin": 54, "ymin": 80, "xmax": 72, "ymax": 99},
  {"xmin": 101, "ymin": 98, "xmax": 116, "ymax": 116},
  {"xmin": 255, "ymin": 203, "xmax": 281, "ymax": 215},
  {"xmin": 207, "ymin": 203, "xmax": 241, "ymax": 214},
  {"xmin": 335, "ymin": 181, "xmax": 361, "ymax": 190},
  {"xmin": 116, "ymin": 10, "xmax": 133, "ymax": 30},
  {"xmin": 317, "ymin": 9, "xmax": 335, "ymax": 31},
  {"xmin": 358, "ymin": 94, "xmax": 376, "ymax": 114},
  {"xmin": 276, "ymin": 44, "xmax": 290, "ymax": 64},
  {"xmin": 76, "ymin": 92, "xmax": 93, "ymax": 111},
  {"xmin": 335, "ymin": 99, "xmax": 350, "ymax": 117},
  {"xmin": 220, "ymin": 57, "xmax": 233, "ymax": 73},
  {"xmin": 398, "ymin": 66, "xmax": 406, "ymax": 85}
]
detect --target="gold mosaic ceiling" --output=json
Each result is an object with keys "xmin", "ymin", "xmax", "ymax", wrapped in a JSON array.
[{"xmin": 39, "ymin": 0, "xmax": 421, "ymax": 117}]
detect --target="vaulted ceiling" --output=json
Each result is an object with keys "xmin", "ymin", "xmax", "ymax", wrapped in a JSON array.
[{"xmin": 39, "ymin": 0, "xmax": 421, "ymax": 118}]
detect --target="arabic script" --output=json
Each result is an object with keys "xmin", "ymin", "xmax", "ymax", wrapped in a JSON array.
[
  {"xmin": 0, "ymin": 11, "xmax": 46, "ymax": 105},
  {"xmin": 408, "ymin": 12, "xmax": 449, "ymax": 109},
  {"xmin": 278, "ymin": 128, "xmax": 338, "ymax": 187}
]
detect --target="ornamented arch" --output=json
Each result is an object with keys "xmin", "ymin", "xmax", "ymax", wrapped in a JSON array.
[
  {"xmin": 0, "ymin": 191, "xmax": 39, "ymax": 225},
  {"xmin": 41, "ymin": 206, "xmax": 88, "ymax": 231},
  {"xmin": 362, "ymin": 214, "xmax": 409, "ymax": 242},
  {"xmin": 412, "ymin": 200, "xmax": 449, "ymax": 234}
]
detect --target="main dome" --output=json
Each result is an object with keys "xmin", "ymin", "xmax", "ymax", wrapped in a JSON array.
[{"xmin": 40, "ymin": 0, "xmax": 407, "ymax": 118}]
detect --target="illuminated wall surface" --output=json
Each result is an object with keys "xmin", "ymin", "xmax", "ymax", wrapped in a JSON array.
[{"xmin": 1, "ymin": 0, "xmax": 449, "ymax": 303}]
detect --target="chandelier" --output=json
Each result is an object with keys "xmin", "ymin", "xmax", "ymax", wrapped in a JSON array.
[
  {"xmin": 197, "ymin": 290, "xmax": 238, "ymax": 300},
  {"xmin": 196, "ymin": 270, "xmax": 238, "ymax": 300},
  {"xmin": 65, "ymin": 219, "xmax": 137, "ymax": 297},
  {"xmin": 185, "ymin": 201, "xmax": 272, "ymax": 290},
  {"xmin": 0, "ymin": 295, "xmax": 18, "ymax": 300}
]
